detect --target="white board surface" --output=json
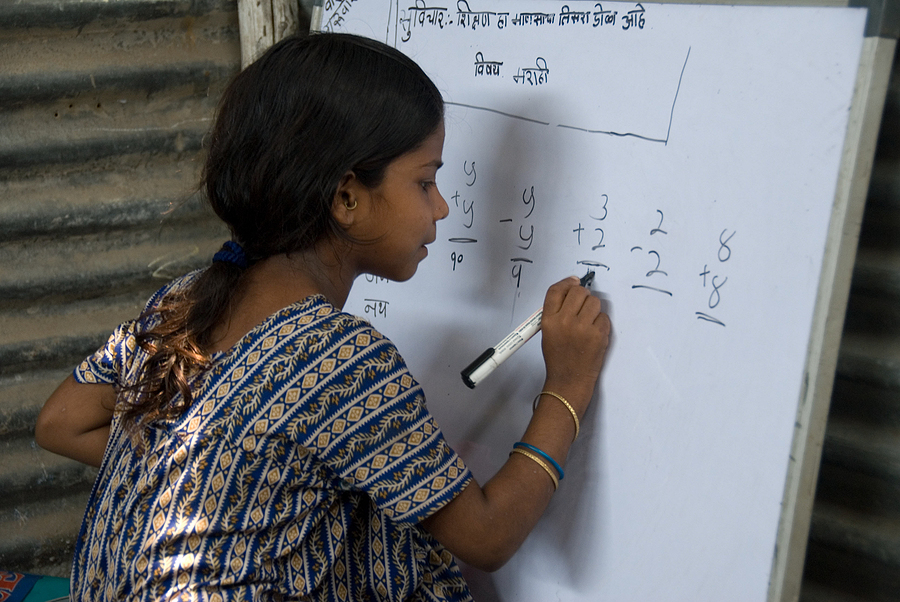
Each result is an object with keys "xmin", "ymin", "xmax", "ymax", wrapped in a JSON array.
[{"xmin": 329, "ymin": 2, "xmax": 868, "ymax": 600}]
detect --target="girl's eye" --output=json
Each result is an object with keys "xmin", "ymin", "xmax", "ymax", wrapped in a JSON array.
[{"xmin": 421, "ymin": 181, "xmax": 435, "ymax": 191}]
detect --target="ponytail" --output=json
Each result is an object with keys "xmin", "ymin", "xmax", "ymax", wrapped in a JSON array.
[{"xmin": 119, "ymin": 244, "xmax": 247, "ymax": 444}]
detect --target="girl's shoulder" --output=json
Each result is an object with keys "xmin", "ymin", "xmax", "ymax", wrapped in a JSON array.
[
  {"xmin": 142, "ymin": 270, "xmax": 204, "ymax": 313},
  {"xmin": 264, "ymin": 295, "xmax": 391, "ymax": 349}
]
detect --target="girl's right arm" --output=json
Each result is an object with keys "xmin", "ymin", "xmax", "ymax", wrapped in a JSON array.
[
  {"xmin": 421, "ymin": 276, "xmax": 611, "ymax": 572},
  {"xmin": 35, "ymin": 374, "xmax": 116, "ymax": 468}
]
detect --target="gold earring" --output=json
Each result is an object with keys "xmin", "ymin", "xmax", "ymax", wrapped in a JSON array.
[{"xmin": 344, "ymin": 199, "xmax": 358, "ymax": 211}]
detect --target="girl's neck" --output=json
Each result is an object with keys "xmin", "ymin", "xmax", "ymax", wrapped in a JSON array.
[
  {"xmin": 252, "ymin": 250, "xmax": 354, "ymax": 309},
  {"xmin": 206, "ymin": 245, "xmax": 356, "ymax": 354}
]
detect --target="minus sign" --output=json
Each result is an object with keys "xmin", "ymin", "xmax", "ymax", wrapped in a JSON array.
[
  {"xmin": 696, "ymin": 312, "xmax": 726, "ymax": 326},
  {"xmin": 632, "ymin": 285, "xmax": 673, "ymax": 296},
  {"xmin": 449, "ymin": 238, "xmax": 478, "ymax": 243},
  {"xmin": 499, "ymin": 219, "xmax": 513, "ymax": 223},
  {"xmin": 577, "ymin": 260, "xmax": 610, "ymax": 271}
]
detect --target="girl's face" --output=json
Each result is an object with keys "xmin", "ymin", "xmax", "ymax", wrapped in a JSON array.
[{"xmin": 353, "ymin": 124, "xmax": 449, "ymax": 282}]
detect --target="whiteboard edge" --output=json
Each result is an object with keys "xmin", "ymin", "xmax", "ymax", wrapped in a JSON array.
[{"xmin": 767, "ymin": 35, "xmax": 897, "ymax": 602}]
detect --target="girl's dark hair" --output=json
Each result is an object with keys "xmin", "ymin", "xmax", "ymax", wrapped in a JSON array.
[{"xmin": 120, "ymin": 33, "xmax": 444, "ymax": 438}]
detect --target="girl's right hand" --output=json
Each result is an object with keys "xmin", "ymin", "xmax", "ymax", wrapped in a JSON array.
[
  {"xmin": 539, "ymin": 276, "xmax": 611, "ymax": 416},
  {"xmin": 422, "ymin": 276, "xmax": 610, "ymax": 570}
]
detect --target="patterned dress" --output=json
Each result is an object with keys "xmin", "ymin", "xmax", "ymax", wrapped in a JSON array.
[{"xmin": 70, "ymin": 273, "xmax": 474, "ymax": 601}]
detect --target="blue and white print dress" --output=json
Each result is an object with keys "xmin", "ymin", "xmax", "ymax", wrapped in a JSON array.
[{"xmin": 71, "ymin": 273, "xmax": 474, "ymax": 602}]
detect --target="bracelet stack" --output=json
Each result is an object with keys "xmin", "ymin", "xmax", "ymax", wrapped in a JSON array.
[
  {"xmin": 513, "ymin": 391, "xmax": 581, "ymax": 491},
  {"xmin": 510, "ymin": 442, "xmax": 564, "ymax": 491},
  {"xmin": 532, "ymin": 390, "xmax": 580, "ymax": 441}
]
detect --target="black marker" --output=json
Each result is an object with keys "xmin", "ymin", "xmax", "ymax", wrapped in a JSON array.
[{"xmin": 461, "ymin": 271, "xmax": 595, "ymax": 388}]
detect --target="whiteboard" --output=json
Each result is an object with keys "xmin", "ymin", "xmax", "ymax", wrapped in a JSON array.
[{"xmin": 329, "ymin": 2, "xmax": 868, "ymax": 600}]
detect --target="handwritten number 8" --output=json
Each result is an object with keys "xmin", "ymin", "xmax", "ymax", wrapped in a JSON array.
[
  {"xmin": 718, "ymin": 229, "xmax": 735, "ymax": 262},
  {"xmin": 709, "ymin": 275, "xmax": 727, "ymax": 308}
]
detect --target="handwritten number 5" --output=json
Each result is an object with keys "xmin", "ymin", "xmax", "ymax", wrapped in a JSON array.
[
  {"xmin": 523, "ymin": 187, "xmax": 536, "ymax": 219},
  {"xmin": 518, "ymin": 225, "xmax": 534, "ymax": 250},
  {"xmin": 464, "ymin": 161, "xmax": 476, "ymax": 187}
]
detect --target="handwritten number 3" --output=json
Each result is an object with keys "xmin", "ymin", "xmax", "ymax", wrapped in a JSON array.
[{"xmin": 591, "ymin": 194, "xmax": 609, "ymax": 221}]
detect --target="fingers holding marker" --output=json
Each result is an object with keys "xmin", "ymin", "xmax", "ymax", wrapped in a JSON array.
[
  {"xmin": 543, "ymin": 275, "xmax": 581, "ymax": 315},
  {"xmin": 541, "ymin": 273, "xmax": 611, "ymax": 389},
  {"xmin": 461, "ymin": 272, "xmax": 597, "ymax": 389}
]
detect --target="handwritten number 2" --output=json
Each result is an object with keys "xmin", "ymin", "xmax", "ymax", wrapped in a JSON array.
[
  {"xmin": 646, "ymin": 250, "xmax": 667, "ymax": 277},
  {"xmin": 631, "ymin": 247, "xmax": 668, "ymax": 278},
  {"xmin": 651, "ymin": 210, "xmax": 667, "ymax": 235}
]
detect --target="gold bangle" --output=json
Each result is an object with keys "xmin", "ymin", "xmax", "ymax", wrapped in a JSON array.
[
  {"xmin": 510, "ymin": 448, "xmax": 559, "ymax": 491},
  {"xmin": 533, "ymin": 391, "xmax": 580, "ymax": 442}
]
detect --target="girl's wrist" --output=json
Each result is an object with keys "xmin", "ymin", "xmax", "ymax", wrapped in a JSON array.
[{"xmin": 538, "ymin": 378, "xmax": 594, "ymax": 419}]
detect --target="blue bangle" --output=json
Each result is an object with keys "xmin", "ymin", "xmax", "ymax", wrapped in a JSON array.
[{"xmin": 513, "ymin": 442, "xmax": 564, "ymax": 480}]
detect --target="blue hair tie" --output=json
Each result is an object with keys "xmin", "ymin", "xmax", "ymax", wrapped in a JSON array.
[{"xmin": 212, "ymin": 241, "xmax": 249, "ymax": 269}]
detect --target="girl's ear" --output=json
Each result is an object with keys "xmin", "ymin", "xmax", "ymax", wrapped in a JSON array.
[{"xmin": 332, "ymin": 171, "xmax": 364, "ymax": 228}]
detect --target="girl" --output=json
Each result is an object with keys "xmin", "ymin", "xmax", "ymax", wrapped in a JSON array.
[{"xmin": 36, "ymin": 33, "xmax": 611, "ymax": 601}]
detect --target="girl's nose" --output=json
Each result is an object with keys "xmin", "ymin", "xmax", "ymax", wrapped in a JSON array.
[{"xmin": 435, "ymin": 188, "xmax": 450, "ymax": 221}]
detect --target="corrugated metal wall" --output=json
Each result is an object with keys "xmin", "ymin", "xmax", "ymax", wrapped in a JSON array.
[
  {"xmin": 801, "ymin": 41, "xmax": 900, "ymax": 602},
  {"xmin": 0, "ymin": 0, "xmax": 238, "ymax": 576},
  {"xmin": 1, "ymin": 1, "xmax": 898, "ymax": 598}
]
